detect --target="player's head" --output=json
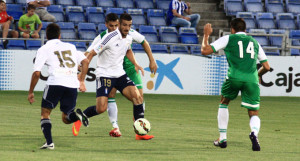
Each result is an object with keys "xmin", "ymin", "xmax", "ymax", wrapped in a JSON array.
[
  {"xmin": 27, "ymin": 4, "xmax": 36, "ymax": 17},
  {"xmin": 119, "ymin": 13, "xmax": 132, "ymax": 37},
  {"xmin": 46, "ymin": 23, "xmax": 61, "ymax": 40},
  {"xmin": 105, "ymin": 13, "xmax": 119, "ymax": 32},
  {"xmin": 0, "ymin": 0, "xmax": 6, "ymax": 11},
  {"xmin": 230, "ymin": 18, "xmax": 246, "ymax": 34}
]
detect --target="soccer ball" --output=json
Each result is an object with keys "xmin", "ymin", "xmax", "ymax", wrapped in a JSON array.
[{"xmin": 133, "ymin": 118, "xmax": 151, "ymax": 135}]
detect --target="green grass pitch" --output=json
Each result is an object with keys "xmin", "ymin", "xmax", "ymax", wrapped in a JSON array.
[{"xmin": 0, "ymin": 91, "xmax": 299, "ymax": 161}]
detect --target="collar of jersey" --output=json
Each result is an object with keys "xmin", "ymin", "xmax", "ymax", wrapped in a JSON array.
[
  {"xmin": 46, "ymin": 39, "xmax": 61, "ymax": 44},
  {"xmin": 236, "ymin": 32, "xmax": 246, "ymax": 35}
]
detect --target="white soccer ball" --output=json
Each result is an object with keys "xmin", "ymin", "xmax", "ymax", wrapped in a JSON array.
[{"xmin": 133, "ymin": 118, "xmax": 151, "ymax": 135}]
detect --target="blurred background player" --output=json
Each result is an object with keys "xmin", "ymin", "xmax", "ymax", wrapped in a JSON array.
[
  {"xmin": 27, "ymin": 23, "xmax": 89, "ymax": 150},
  {"xmin": 27, "ymin": 0, "xmax": 56, "ymax": 22},
  {"xmin": 73, "ymin": 13, "xmax": 154, "ymax": 140},
  {"xmin": 201, "ymin": 18, "xmax": 270, "ymax": 151},
  {"xmin": 73, "ymin": 13, "xmax": 157, "ymax": 139}
]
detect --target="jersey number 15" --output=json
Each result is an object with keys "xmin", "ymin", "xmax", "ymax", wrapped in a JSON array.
[
  {"xmin": 237, "ymin": 41, "xmax": 255, "ymax": 59},
  {"xmin": 54, "ymin": 50, "xmax": 76, "ymax": 68}
]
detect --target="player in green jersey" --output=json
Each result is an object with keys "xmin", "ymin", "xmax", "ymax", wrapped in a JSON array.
[{"xmin": 201, "ymin": 18, "xmax": 270, "ymax": 151}]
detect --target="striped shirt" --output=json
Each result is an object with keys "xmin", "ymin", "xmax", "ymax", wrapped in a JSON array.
[{"xmin": 167, "ymin": 0, "xmax": 188, "ymax": 24}]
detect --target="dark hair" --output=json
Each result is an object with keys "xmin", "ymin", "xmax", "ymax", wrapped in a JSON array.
[
  {"xmin": 46, "ymin": 23, "xmax": 60, "ymax": 40},
  {"xmin": 230, "ymin": 18, "xmax": 246, "ymax": 32},
  {"xmin": 27, "ymin": 4, "xmax": 36, "ymax": 11},
  {"xmin": 105, "ymin": 13, "xmax": 119, "ymax": 23},
  {"xmin": 120, "ymin": 13, "xmax": 132, "ymax": 23},
  {"xmin": 0, "ymin": 0, "xmax": 5, "ymax": 4}
]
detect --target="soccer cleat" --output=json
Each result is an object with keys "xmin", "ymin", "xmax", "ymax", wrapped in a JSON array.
[
  {"xmin": 76, "ymin": 109, "xmax": 89, "ymax": 127},
  {"xmin": 72, "ymin": 120, "xmax": 82, "ymax": 136},
  {"xmin": 249, "ymin": 132, "xmax": 261, "ymax": 151},
  {"xmin": 40, "ymin": 143, "xmax": 55, "ymax": 150},
  {"xmin": 135, "ymin": 134, "xmax": 154, "ymax": 140},
  {"xmin": 214, "ymin": 139, "xmax": 227, "ymax": 148},
  {"xmin": 109, "ymin": 128, "xmax": 122, "ymax": 137}
]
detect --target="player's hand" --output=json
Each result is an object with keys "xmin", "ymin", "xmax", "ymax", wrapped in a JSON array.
[
  {"xmin": 135, "ymin": 64, "xmax": 144, "ymax": 76},
  {"xmin": 259, "ymin": 76, "xmax": 262, "ymax": 84},
  {"xmin": 79, "ymin": 81, "xmax": 86, "ymax": 93},
  {"xmin": 149, "ymin": 60, "xmax": 157, "ymax": 75},
  {"xmin": 28, "ymin": 93, "xmax": 35, "ymax": 104},
  {"xmin": 204, "ymin": 23, "xmax": 213, "ymax": 36}
]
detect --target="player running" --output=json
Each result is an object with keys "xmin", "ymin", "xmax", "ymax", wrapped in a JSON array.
[
  {"xmin": 201, "ymin": 18, "xmax": 270, "ymax": 151},
  {"xmin": 73, "ymin": 13, "xmax": 157, "ymax": 140}
]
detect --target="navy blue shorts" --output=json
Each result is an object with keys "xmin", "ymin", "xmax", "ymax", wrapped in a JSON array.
[
  {"xmin": 96, "ymin": 74, "xmax": 135, "ymax": 97},
  {"xmin": 41, "ymin": 85, "xmax": 78, "ymax": 114}
]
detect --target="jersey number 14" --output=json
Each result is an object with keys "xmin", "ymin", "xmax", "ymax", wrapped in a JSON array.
[{"xmin": 237, "ymin": 41, "xmax": 255, "ymax": 59}]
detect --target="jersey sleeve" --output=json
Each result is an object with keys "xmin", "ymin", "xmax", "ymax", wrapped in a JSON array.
[
  {"xmin": 172, "ymin": 0, "xmax": 176, "ymax": 9},
  {"xmin": 210, "ymin": 35, "xmax": 229, "ymax": 52},
  {"xmin": 130, "ymin": 29, "xmax": 145, "ymax": 44},
  {"xmin": 35, "ymin": 15, "xmax": 42, "ymax": 24},
  {"xmin": 257, "ymin": 43, "xmax": 268, "ymax": 63},
  {"xmin": 93, "ymin": 32, "xmax": 114, "ymax": 55},
  {"xmin": 87, "ymin": 35, "xmax": 101, "ymax": 52},
  {"xmin": 33, "ymin": 48, "xmax": 48, "ymax": 72}
]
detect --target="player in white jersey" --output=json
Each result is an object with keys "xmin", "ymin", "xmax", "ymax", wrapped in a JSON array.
[
  {"xmin": 27, "ymin": 23, "xmax": 89, "ymax": 150},
  {"xmin": 73, "ymin": 13, "xmax": 157, "ymax": 140}
]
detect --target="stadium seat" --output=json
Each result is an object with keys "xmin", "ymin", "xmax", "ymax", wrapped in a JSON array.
[
  {"xmin": 179, "ymin": 27, "xmax": 198, "ymax": 44},
  {"xmin": 132, "ymin": 43, "xmax": 144, "ymax": 53},
  {"xmin": 15, "ymin": 0, "xmax": 26, "ymax": 5},
  {"xmin": 116, "ymin": 0, "xmax": 134, "ymax": 8},
  {"xmin": 276, "ymin": 13, "xmax": 296, "ymax": 30},
  {"xmin": 75, "ymin": 0, "xmax": 94, "ymax": 7},
  {"xmin": 236, "ymin": 12, "xmax": 257, "ymax": 29},
  {"xmin": 147, "ymin": 9, "xmax": 167, "ymax": 27},
  {"xmin": 47, "ymin": 5, "xmax": 65, "ymax": 22},
  {"xmin": 256, "ymin": 12, "xmax": 276, "ymax": 31},
  {"xmin": 86, "ymin": 7, "xmax": 105, "ymax": 24},
  {"xmin": 290, "ymin": 30, "xmax": 300, "ymax": 44},
  {"xmin": 225, "ymin": 0, "xmax": 244, "ymax": 16},
  {"xmin": 56, "ymin": 0, "xmax": 75, "ymax": 6},
  {"xmin": 67, "ymin": 41, "xmax": 87, "ymax": 52},
  {"xmin": 190, "ymin": 46, "xmax": 201, "ymax": 55},
  {"xmin": 159, "ymin": 26, "xmax": 179, "ymax": 43},
  {"xmin": 297, "ymin": 14, "xmax": 300, "ymax": 29},
  {"xmin": 265, "ymin": 0, "xmax": 285, "ymax": 14},
  {"xmin": 5, "ymin": 0, "xmax": 15, "ymax": 4},
  {"xmin": 57, "ymin": 22, "xmax": 77, "ymax": 39},
  {"xmin": 291, "ymin": 48, "xmax": 300, "ymax": 55},
  {"xmin": 98, "ymin": 24, "xmax": 107, "ymax": 33},
  {"xmin": 106, "ymin": 8, "xmax": 124, "ymax": 16},
  {"xmin": 127, "ymin": 9, "xmax": 146, "ymax": 28},
  {"xmin": 135, "ymin": 0, "xmax": 155, "ymax": 10},
  {"xmin": 139, "ymin": 25, "xmax": 158, "ymax": 43},
  {"xmin": 66, "ymin": 6, "xmax": 86, "ymax": 24},
  {"xmin": 286, "ymin": 0, "xmax": 300, "ymax": 16},
  {"xmin": 0, "ymin": 41, "xmax": 3, "ymax": 49},
  {"xmin": 96, "ymin": 0, "xmax": 115, "ymax": 8},
  {"xmin": 156, "ymin": 0, "xmax": 170, "ymax": 11},
  {"xmin": 170, "ymin": 45, "xmax": 189, "ymax": 54},
  {"xmin": 78, "ymin": 23, "xmax": 97, "ymax": 40},
  {"xmin": 7, "ymin": 11, "xmax": 23, "ymax": 20},
  {"xmin": 7, "ymin": 40, "xmax": 25, "ymax": 50},
  {"xmin": 249, "ymin": 29, "xmax": 270, "ymax": 46},
  {"xmin": 26, "ymin": 40, "xmax": 42, "ymax": 50},
  {"xmin": 6, "ymin": 4, "xmax": 22, "ymax": 11},
  {"xmin": 41, "ymin": 21, "xmax": 52, "ymax": 30},
  {"xmin": 269, "ymin": 29, "xmax": 285, "ymax": 47},
  {"xmin": 150, "ymin": 44, "xmax": 169, "ymax": 53},
  {"xmin": 264, "ymin": 47, "xmax": 280, "ymax": 56},
  {"xmin": 244, "ymin": 0, "xmax": 264, "ymax": 13}
]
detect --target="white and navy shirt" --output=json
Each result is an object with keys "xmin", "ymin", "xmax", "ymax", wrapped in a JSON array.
[
  {"xmin": 34, "ymin": 39, "xmax": 86, "ymax": 88},
  {"xmin": 93, "ymin": 29, "xmax": 133, "ymax": 78},
  {"xmin": 167, "ymin": 0, "xmax": 188, "ymax": 22}
]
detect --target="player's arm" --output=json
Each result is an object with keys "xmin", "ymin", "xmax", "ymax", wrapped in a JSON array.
[
  {"xmin": 37, "ymin": 0, "xmax": 51, "ymax": 7},
  {"xmin": 78, "ymin": 58, "xmax": 89, "ymax": 92},
  {"xmin": 35, "ymin": 22, "xmax": 42, "ymax": 33},
  {"xmin": 184, "ymin": 2, "xmax": 192, "ymax": 15},
  {"xmin": 257, "ymin": 44, "xmax": 271, "ymax": 83},
  {"xmin": 201, "ymin": 23, "xmax": 214, "ymax": 55},
  {"xmin": 141, "ymin": 40, "xmax": 157, "ymax": 74},
  {"xmin": 28, "ymin": 71, "xmax": 40, "ymax": 104},
  {"xmin": 126, "ymin": 49, "xmax": 144, "ymax": 76}
]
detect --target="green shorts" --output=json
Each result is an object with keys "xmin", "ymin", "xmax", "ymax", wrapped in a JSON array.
[
  {"xmin": 221, "ymin": 79, "xmax": 260, "ymax": 110},
  {"xmin": 20, "ymin": 31, "xmax": 34, "ymax": 36},
  {"xmin": 125, "ymin": 67, "xmax": 143, "ymax": 89}
]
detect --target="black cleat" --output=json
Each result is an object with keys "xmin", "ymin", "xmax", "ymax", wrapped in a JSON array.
[
  {"xmin": 249, "ymin": 132, "xmax": 260, "ymax": 151},
  {"xmin": 214, "ymin": 139, "xmax": 227, "ymax": 148},
  {"xmin": 76, "ymin": 109, "xmax": 89, "ymax": 127},
  {"xmin": 3, "ymin": 40, "xmax": 8, "ymax": 49}
]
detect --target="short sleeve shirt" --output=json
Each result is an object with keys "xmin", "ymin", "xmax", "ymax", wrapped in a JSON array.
[{"xmin": 18, "ymin": 14, "xmax": 42, "ymax": 31}]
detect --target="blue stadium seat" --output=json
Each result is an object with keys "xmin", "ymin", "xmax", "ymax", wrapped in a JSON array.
[
  {"xmin": 49, "ymin": 0, "xmax": 54, "ymax": 5},
  {"xmin": 190, "ymin": 46, "xmax": 201, "ymax": 55},
  {"xmin": 286, "ymin": 0, "xmax": 300, "ymax": 16},
  {"xmin": 41, "ymin": 21, "xmax": 52, "ymax": 30},
  {"xmin": 264, "ymin": 47, "xmax": 280, "ymax": 56},
  {"xmin": 57, "ymin": 22, "xmax": 77, "ymax": 39},
  {"xmin": 0, "ymin": 41, "xmax": 3, "ymax": 49},
  {"xmin": 179, "ymin": 27, "xmax": 198, "ymax": 44},
  {"xmin": 225, "ymin": 0, "xmax": 244, "ymax": 16},
  {"xmin": 150, "ymin": 44, "xmax": 169, "ymax": 53},
  {"xmin": 147, "ymin": 9, "xmax": 166, "ymax": 27},
  {"xmin": 249, "ymin": 29, "xmax": 270, "ymax": 46},
  {"xmin": 244, "ymin": 0, "xmax": 264, "ymax": 13},
  {"xmin": 67, "ymin": 41, "xmax": 87, "ymax": 52},
  {"xmin": 157, "ymin": 0, "xmax": 170, "ymax": 11},
  {"xmin": 106, "ymin": 8, "xmax": 124, "ymax": 16},
  {"xmin": 7, "ymin": 40, "xmax": 25, "ymax": 50},
  {"xmin": 269, "ymin": 29, "xmax": 285, "ymax": 47},
  {"xmin": 291, "ymin": 48, "xmax": 300, "ymax": 55},
  {"xmin": 15, "ymin": 0, "xmax": 26, "ymax": 5},
  {"xmin": 75, "ymin": 0, "xmax": 94, "ymax": 7},
  {"xmin": 26, "ymin": 40, "xmax": 41, "ymax": 50},
  {"xmin": 170, "ymin": 45, "xmax": 189, "ymax": 54},
  {"xmin": 127, "ymin": 9, "xmax": 146, "ymax": 28},
  {"xmin": 297, "ymin": 14, "xmax": 300, "ymax": 29},
  {"xmin": 276, "ymin": 13, "xmax": 296, "ymax": 30},
  {"xmin": 78, "ymin": 23, "xmax": 97, "ymax": 40},
  {"xmin": 139, "ymin": 25, "xmax": 158, "ymax": 43},
  {"xmin": 5, "ymin": 0, "xmax": 15, "ymax": 4},
  {"xmin": 256, "ymin": 12, "xmax": 276, "ymax": 31},
  {"xmin": 47, "ymin": 5, "xmax": 63, "ymax": 12},
  {"xmin": 98, "ymin": 24, "xmax": 107, "ymax": 33},
  {"xmin": 132, "ymin": 43, "xmax": 144, "ymax": 53},
  {"xmin": 86, "ymin": 7, "xmax": 105, "ymax": 24},
  {"xmin": 236, "ymin": 12, "xmax": 257, "ymax": 29},
  {"xmin": 66, "ymin": 6, "xmax": 86, "ymax": 24},
  {"xmin": 47, "ymin": 5, "xmax": 65, "ymax": 22},
  {"xmin": 136, "ymin": 0, "xmax": 155, "ymax": 10},
  {"xmin": 290, "ymin": 30, "xmax": 300, "ymax": 40},
  {"xmin": 6, "ymin": 4, "xmax": 22, "ymax": 11},
  {"xmin": 159, "ymin": 26, "xmax": 178, "ymax": 43},
  {"xmin": 56, "ymin": 0, "xmax": 75, "ymax": 6},
  {"xmin": 96, "ymin": 0, "xmax": 115, "ymax": 8},
  {"xmin": 7, "ymin": 11, "xmax": 23, "ymax": 20},
  {"xmin": 265, "ymin": 0, "xmax": 285, "ymax": 14},
  {"xmin": 116, "ymin": 0, "xmax": 134, "ymax": 8}
]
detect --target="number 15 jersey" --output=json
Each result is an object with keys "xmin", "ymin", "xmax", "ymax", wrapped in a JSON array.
[
  {"xmin": 211, "ymin": 32, "xmax": 268, "ymax": 83},
  {"xmin": 34, "ymin": 39, "xmax": 86, "ymax": 88}
]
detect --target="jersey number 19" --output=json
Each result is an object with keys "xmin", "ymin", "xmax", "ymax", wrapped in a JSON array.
[{"xmin": 237, "ymin": 41, "xmax": 254, "ymax": 59}]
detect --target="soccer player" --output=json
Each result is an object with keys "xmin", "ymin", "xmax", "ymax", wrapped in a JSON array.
[
  {"xmin": 201, "ymin": 18, "xmax": 271, "ymax": 151},
  {"xmin": 74, "ymin": 13, "xmax": 154, "ymax": 140},
  {"xmin": 73, "ymin": 13, "xmax": 157, "ymax": 140},
  {"xmin": 27, "ymin": 23, "xmax": 89, "ymax": 150}
]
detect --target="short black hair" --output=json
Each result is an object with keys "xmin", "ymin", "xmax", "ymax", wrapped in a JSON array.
[
  {"xmin": 120, "ymin": 13, "xmax": 132, "ymax": 23},
  {"xmin": 0, "ymin": 0, "xmax": 5, "ymax": 4},
  {"xmin": 230, "ymin": 18, "xmax": 246, "ymax": 32},
  {"xmin": 46, "ymin": 23, "xmax": 60, "ymax": 40},
  {"xmin": 27, "ymin": 4, "xmax": 36, "ymax": 11},
  {"xmin": 105, "ymin": 13, "xmax": 119, "ymax": 23}
]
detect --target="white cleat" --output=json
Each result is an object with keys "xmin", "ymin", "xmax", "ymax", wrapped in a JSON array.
[{"xmin": 40, "ymin": 143, "xmax": 55, "ymax": 150}]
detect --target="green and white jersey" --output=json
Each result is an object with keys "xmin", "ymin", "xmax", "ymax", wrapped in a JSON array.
[{"xmin": 211, "ymin": 32, "xmax": 268, "ymax": 83}]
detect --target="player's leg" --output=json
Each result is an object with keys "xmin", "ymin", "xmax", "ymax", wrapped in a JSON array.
[
  {"xmin": 107, "ymin": 88, "xmax": 122, "ymax": 137},
  {"xmin": 31, "ymin": 32, "xmax": 40, "ymax": 38},
  {"xmin": 21, "ymin": 32, "xmax": 30, "ymax": 38}
]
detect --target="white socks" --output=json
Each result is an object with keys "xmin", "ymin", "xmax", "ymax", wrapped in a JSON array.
[
  {"xmin": 250, "ymin": 115, "xmax": 260, "ymax": 136},
  {"xmin": 107, "ymin": 98, "xmax": 119, "ymax": 129},
  {"xmin": 218, "ymin": 104, "xmax": 229, "ymax": 141}
]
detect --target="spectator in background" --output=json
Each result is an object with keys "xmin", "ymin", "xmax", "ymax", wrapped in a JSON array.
[
  {"xmin": 0, "ymin": 0, "xmax": 19, "ymax": 47},
  {"xmin": 27, "ymin": 0, "xmax": 56, "ymax": 22},
  {"xmin": 18, "ymin": 4, "xmax": 42, "ymax": 38},
  {"xmin": 167, "ymin": 0, "xmax": 200, "ymax": 28}
]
